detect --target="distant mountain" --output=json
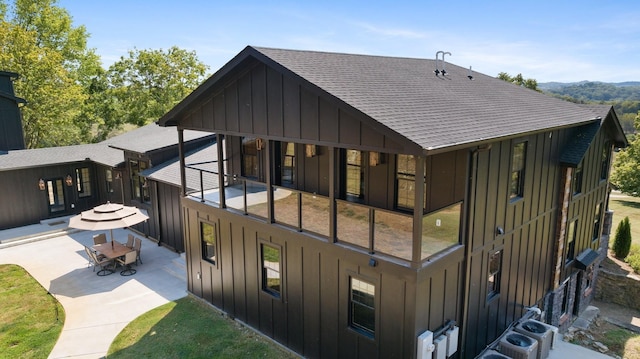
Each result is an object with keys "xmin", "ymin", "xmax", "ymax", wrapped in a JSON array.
[{"xmin": 539, "ymin": 81, "xmax": 640, "ymax": 102}]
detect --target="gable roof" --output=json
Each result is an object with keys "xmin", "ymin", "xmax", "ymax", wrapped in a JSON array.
[
  {"xmin": 160, "ymin": 46, "xmax": 622, "ymax": 152},
  {"xmin": 104, "ymin": 123, "xmax": 212, "ymax": 154}
]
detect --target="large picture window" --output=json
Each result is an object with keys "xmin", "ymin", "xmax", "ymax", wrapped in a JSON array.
[
  {"xmin": 349, "ymin": 277, "xmax": 375, "ymax": 337},
  {"xmin": 201, "ymin": 222, "xmax": 217, "ymax": 265},
  {"xmin": 261, "ymin": 244, "xmax": 282, "ymax": 298},
  {"xmin": 76, "ymin": 167, "xmax": 92, "ymax": 198},
  {"xmin": 510, "ymin": 142, "xmax": 527, "ymax": 200}
]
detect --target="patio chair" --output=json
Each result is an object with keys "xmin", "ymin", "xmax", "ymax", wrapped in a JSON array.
[
  {"xmin": 134, "ymin": 237, "xmax": 143, "ymax": 265},
  {"xmin": 93, "ymin": 233, "xmax": 107, "ymax": 245},
  {"xmin": 117, "ymin": 251, "xmax": 137, "ymax": 276},
  {"xmin": 84, "ymin": 246, "xmax": 113, "ymax": 276},
  {"xmin": 125, "ymin": 234, "xmax": 134, "ymax": 249}
]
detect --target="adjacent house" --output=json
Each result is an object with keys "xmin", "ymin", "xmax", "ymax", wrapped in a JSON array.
[
  {"xmin": 0, "ymin": 71, "xmax": 26, "ymax": 152},
  {"xmin": 158, "ymin": 46, "xmax": 627, "ymax": 358}
]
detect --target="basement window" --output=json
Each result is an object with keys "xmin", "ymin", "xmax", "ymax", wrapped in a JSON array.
[
  {"xmin": 261, "ymin": 244, "xmax": 282, "ymax": 298},
  {"xmin": 487, "ymin": 250, "xmax": 502, "ymax": 301},
  {"xmin": 201, "ymin": 221, "xmax": 217, "ymax": 266}
]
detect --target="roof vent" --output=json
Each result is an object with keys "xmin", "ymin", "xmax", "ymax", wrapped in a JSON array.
[
  {"xmin": 434, "ymin": 51, "xmax": 451, "ymax": 76},
  {"xmin": 467, "ymin": 66, "xmax": 474, "ymax": 80}
]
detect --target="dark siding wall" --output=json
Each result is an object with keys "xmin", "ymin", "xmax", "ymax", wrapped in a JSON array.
[
  {"xmin": 150, "ymin": 181, "xmax": 184, "ymax": 252},
  {"xmin": 182, "ymin": 198, "xmax": 461, "ymax": 359},
  {"xmin": 463, "ymin": 130, "xmax": 567, "ymax": 357},
  {"xmin": 0, "ymin": 163, "xmax": 102, "ymax": 229},
  {"xmin": 179, "ymin": 62, "xmax": 409, "ymax": 154}
]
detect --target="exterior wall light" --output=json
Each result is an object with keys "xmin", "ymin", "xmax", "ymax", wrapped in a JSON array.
[
  {"xmin": 65, "ymin": 175, "xmax": 73, "ymax": 186},
  {"xmin": 38, "ymin": 178, "xmax": 45, "ymax": 191}
]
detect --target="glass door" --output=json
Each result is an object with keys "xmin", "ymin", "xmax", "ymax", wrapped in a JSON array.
[{"xmin": 46, "ymin": 178, "xmax": 66, "ymax": 214}]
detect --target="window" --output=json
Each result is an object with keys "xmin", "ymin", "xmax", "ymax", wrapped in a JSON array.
[
  {"xmin": 242, "ymin": 137, "xmax": 259, "ymax": 179},
  {"xmin": 346, "ymin": 149, "xmax": 364, "ymax": 199},
  {"xmin": 105, "ymin": 169, "xmax": 114, "ymax": 193},
  {"xmin": 261, "ymin": 244, "xmax": 281, "ymax": 298},
  {"xmin": 561, "ymin": 279, "xmax": 571, "ymax": 316},
  {"xmin": 601, "ymin": 143, "xmax": 610, "ymax": 180},
  {"xmin": 281, "ymin": 142, "xmax": 295, "ymax": 187},
  {"xmin": 593, "ymin": 203, "xmax": 602, "ymax": 242},
  {"xmin": 510, "ymin": 142, "xmax": 526, "ymax": 200},
  {"xmin": 396, "ymin": 154, "xmax": 416, "ymax": 209},
  {"xmin": 76, "ymin": 167, "xmax": 92, "ymax": 198},
  {"xmin": 350, "ymin": 277, "xmax": 375, "ymax": 337},
  {"xmin": 572, "ymin": 161, "xmax": 583, "ymax": 195},
  {"xmin": 487, "ymin": 250, "xmax": 502, "ymax": 300},
  {"xmin": 201, "ymin": 222, "xmax": 217, "ymax": 265},
  {"xmin": 130, "ymin": 159, "xmax": 150, "ymax": 203},
  {"xmin": 566, "ymin": 220, "xmax": 577, "ymax": 264}
]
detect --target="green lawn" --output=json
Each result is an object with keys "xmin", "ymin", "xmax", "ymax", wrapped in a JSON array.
[
  {"xmin": 108, "ymin": 296, "xmax": 298, "ymax": 359},
  {"xmin": 609, "ymin": 194, "xmax": 640, "ymax": 246},
  {"xmin": 0, "ymin": 264, "xmax": 65, "ymax": 358}
]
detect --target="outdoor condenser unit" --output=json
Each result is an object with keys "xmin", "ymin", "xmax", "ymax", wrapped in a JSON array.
[
  {"xmin": 477, "ymin": 349, "xmax": 511, "ymax": 358},
  {"xmin": 514, "ymin": 320, "xmax": 555, "ymax": 359},
  {"xmin": 498, "ymin": 330, "xmax": 539, "ymax": 359}
]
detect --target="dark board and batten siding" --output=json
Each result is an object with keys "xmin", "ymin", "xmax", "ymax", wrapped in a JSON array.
[
  {"xmin": 182, "ymin": 198, "xmax": 465, "ymax": 359},
  {"xmin": 179, "ymin": 61, "xmax": 409, "ymax": 154},
  {"xmin": 462, "ymin": 130, "xmax": 568, "ymax": 357}
]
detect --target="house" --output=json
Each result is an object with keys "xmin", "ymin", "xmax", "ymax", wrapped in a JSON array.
[
  {"xmin": 0, "ymin": 71, "xmax": 26, "ymax": 152},
  {"xmin": 158, "ymin": 46, "xmax": 627, "ymax": 358},
  {"xmin": 0, "ymin": 121, "xmax": 214, "ymax": 253}
]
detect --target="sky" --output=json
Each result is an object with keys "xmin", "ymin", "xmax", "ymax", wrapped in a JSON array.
[{"xmin": 57, "ymin": 0, "xmax": 640, "ymax": 83}]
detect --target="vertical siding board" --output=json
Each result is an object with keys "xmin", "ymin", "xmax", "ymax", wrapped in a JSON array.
[
  {"xmin": 213, "ymin": 93, "xmax": 226, "ymax": 131},
  {"xmin": 319, "ymin": 256, "xmax": 339, "ymax": 359},
  {"xmin": 318, "ymin": 97, "xmax": 338, "ymax": 142},
  {"xmin": 303, "ymin": 250, "xmax": 321, "ymax": 357},
  {"xmin": 283, "ymin": 79, "xmax": 301, "ymax": 138},
  {"xmin": 361, "ymin": 120, "xmax": 385, "ymax": 148},
  {"xmin": 246, "ymin": 232, "xmax": 261, "ymax": 328},
  {"xmin": 238, "ymin": 74, "xmax": 253, "ymax": 134},
  {"xmin": 201, "ymin": 98, "xmax": 213, "ymax": 128},
  {"xmin": 338, "ymin": 110, "xmax": 361, "ymax": 146},
  {"xmin": 472, "ymin": 150, "xmax": 489, "ymax": 250},
  {"xmin": 287, "ymin": 246, "xmax": 304, "ymax": 353},
  {"xmin": 266, "ymin": 68, "xmax": 284, "ymax": 137},
  {"xmin": 252, "ymin": 65, "xmax": 268, "ymax": 136},
  {"xmin": 221, "ymin": 220, "xmax": 235, "ymax": 315},
  {"xmin": 300, "ymin": 88, "xmax": 318, "ymax": 140},
  {"xmin": 380, "ymin": 277, "xmax": 405, "ymax": 359},
  {"xmin": 485, "ymin": 145, "xmax": 500, "ymax": 247},
  {"xmin": 225, "ymin": 83, "xmax": 240, "ymax": 132}
]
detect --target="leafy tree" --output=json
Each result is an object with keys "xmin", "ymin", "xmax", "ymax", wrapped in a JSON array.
[
  {"xmin": 0, "ymin": 0, "xmax": 101, "ymax": 147},
  {"xmin": 90, "ymin": 47, "xmax": 209, "ymax": 140},
  {"xmin": 497, "ymin": 72, "xmax": 540, "ymax": 92},
  {"xmin": 612, "ymin": 216, "xmax": 632, "ymax": 259},
  {"xmin": 611, "ymin": 111, "xmax": 640, "ymax": 194}
]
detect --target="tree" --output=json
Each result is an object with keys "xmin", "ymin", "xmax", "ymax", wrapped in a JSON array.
[
  {"xmin": 613, "ymin": 216, "xmax": 632, "ymax": 259},
  {"xmin": 497, "ymin": 72, "xmax": 540, "ymax": 92},
  {"xmin": 89, "ymin": 47, "xmax": 209, "ymax": 140},
  {"xmin": 611, "ymin": 111, "xmax": 640, "ymax": 195},
  {"xmin": 0, "ymin": 0, "xmax": 101, "ymax": 147}
]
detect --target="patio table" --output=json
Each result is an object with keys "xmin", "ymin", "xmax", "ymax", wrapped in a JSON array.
[{"xmin": 93, "ymin": 241, "xmax": 134, "ymax": 261}]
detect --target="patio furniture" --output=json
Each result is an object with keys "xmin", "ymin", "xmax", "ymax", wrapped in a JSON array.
[
  {"xmin": 134, "ymin": 237, "xmax": 142, "ymax": 265},
  {"xmin": 93, "ymin": 233, "xmax": 107, "ymax": 245},
  {"xmin": 84, "ymin": 246, "xmax": 114, "ymax": 276},
  {"xmin": 125, "ymin": 234, "xmax": 134, "ymax": 249},
  {"xmin": 117, "ymin": 251, "xmax": 137, "ymax": 276},
  {"xmin": 93, "ymin": 241, "xmax": 133, "ymax": 262}
]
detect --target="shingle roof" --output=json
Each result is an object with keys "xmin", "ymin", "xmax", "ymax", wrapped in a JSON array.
[
  {"xmin": 103, "ymin": 123, "xmax": 211, "ymax": 154},
  {"xmin": 248, "ymin": 46, "xmax": 609, "ymax": 151},
  {"xmin": 559, "ymin": 121, "xmax": 601, "ymax": 167},
  {"xmin": 141, "ymin": 142, "xmax": 219, "ymax": 191}
]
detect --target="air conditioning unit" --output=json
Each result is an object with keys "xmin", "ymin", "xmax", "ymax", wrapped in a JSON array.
[
  {"xmin": 515, "ymin": 320, "xmax": 555, "ymax": 359},
  {"xmin": 476, "ymin": 349, "xmax": 511, "ymax": 358},
  {"xmin": 499, "ymin": 330, "xmax": 538, "ymax": 359}
]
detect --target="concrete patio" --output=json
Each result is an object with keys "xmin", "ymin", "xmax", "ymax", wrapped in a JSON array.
[{"xmin": 0, "ymin": 219, "xmax": 187, "ymax": 359}]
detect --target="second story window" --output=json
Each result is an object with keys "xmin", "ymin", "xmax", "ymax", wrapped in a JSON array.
[
  {"xmin": 346, "ymin": 149, "xmax": 364, "ymax": 200},
  {"xmin": 75, "ymin": 167, "xmax": 92, "ymax": 198},
  {"xmin": 593, "ymin": 203, "xmax": 602, "ymax": 242},
  {"xmin": 510, "ymin": 142, "xmax": 526, "ymax": 200},
  {"xmin": 601, "ymin": 143, "xmax": 610, "ymax": 181},
  {"xmin": 573, "ymin": 161, "xmax": 583, "ymax": 195},
  {"xmin": 396, "ymin": 154, "xmax": 416, "ymax": 209},
  {"xmin": 281, "ymin": 142, "xmax": 295, "ymax": 187}
]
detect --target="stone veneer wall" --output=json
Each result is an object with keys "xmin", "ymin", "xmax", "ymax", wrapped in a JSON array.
[
  {"xmin": 546, "ymin": 273, "xmax": 578, "ymax": 332},
  {"xmin": 595, "ymin": 270, "xmax": 640, "ymax": 311}
]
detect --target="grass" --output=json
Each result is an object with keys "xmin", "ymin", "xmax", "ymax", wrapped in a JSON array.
[
  {"xmin": 579, "ymin": 320, "xmax": 640, "ymax": 359},
  {"xmin": 107, "ymin": 296, "xmax": 297, "ymax": 359},
  {"xmin": 0, "ymin": 264, "xmax": 65, "ymax": 358}
]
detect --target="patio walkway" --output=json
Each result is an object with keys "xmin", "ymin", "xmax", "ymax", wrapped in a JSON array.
[{"xmin": 0, "ymin": 221, "xmax": 187, "ymax": 359}]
